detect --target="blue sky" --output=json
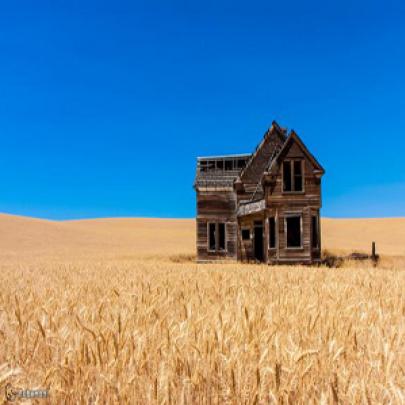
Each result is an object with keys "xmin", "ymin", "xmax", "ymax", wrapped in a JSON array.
[{"xmin": 0, "ymin": 0, "xmax": 404, "ymax": 220}]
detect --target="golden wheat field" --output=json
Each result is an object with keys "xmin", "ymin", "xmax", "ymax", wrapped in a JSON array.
[{"xmin": 0, "ymin": 213, "xmax": 404, "ymax": 403}]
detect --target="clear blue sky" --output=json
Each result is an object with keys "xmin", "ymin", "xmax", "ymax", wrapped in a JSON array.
[{"xmin": 0, "ymin": 0, "xmax": 404, "ymax": 220}]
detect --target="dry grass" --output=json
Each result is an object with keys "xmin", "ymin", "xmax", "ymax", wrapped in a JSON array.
[{"xmin": 0, "ymin": 214, "xmax": 404, "ymax": 403}]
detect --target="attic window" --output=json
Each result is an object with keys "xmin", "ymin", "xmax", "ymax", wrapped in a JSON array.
[
  {"xmin": 294, "ymin": 161, "xmax": 303, "ymax": 191},
  {"xmin": 283, "ymin": 160, "xmax": 304, "ymax": 192},
  {"xmin": 207, "ymin": 161, "xmax": 215, "ymax": 171},
  {"xmin": 225, "ymin": 160, "xmax": 233, "ymax": 170},
  {"xmin": 237, "ymin": 159, "xmax": 246, "ymax": 169},
  {"xmin": 283, "ymin": 161, "xmax": 291, "ymax": 191}
]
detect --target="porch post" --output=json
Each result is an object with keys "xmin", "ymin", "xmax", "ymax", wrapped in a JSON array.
[{"xmin": 264, "ymin": 212, "xmax": 268, "ymax": 264}]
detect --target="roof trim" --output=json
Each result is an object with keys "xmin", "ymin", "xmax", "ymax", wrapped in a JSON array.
[
  {"xmin": 238, "ymin": 120, "xmax": 287, "ymax": 181},
  {"xmin": 197, "ymin": 153, "xmax": 251, "ymax": 160},
  {"xmin": 269, "ymin": 130, "xmax": 325, "ymax": 174}
]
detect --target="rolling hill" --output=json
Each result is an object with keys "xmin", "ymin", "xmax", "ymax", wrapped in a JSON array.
[{"xmin": 0, "ymin": 213, "xmax": 404, "ymax": 262}]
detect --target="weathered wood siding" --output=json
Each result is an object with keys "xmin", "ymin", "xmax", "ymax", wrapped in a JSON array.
[
  {"xmin": 196, "ymin": 191, "xmax": 237, "ymax": 261},
  {"xmin": 238, "ymin": 217, "xmax": 254, "ymax": 262},
  {"xmin": 265, "ymin": 139, "xmax": 322, "ymax": 263},
  {"xmin": 236, "ymin": 128, "xmax": 285, "ymax": 204},
  {"xmin": 194, "ymin": 123, "xmax": 324, "ymax": 264}
]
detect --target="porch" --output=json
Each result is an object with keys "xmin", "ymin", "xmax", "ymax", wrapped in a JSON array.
[{"xmin": 237, "ymin": 200, "xmax": 320, "ymax": 264}]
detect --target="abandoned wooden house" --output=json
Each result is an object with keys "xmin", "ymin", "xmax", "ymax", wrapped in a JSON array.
[{"xmin": 194, "ymin": 121, "xmax": 325, "ymax": 264}]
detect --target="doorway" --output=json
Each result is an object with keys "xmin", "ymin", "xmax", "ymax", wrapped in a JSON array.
[{"xmin": 254, "ymin": 222, "xmax": 264, "ymax": 262}]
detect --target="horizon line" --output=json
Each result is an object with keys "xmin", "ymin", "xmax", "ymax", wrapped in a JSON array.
[{"xmin": 1, "ymin": 211, "xmax": 404, "ymax": 223}]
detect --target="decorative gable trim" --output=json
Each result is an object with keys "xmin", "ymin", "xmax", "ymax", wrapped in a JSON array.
[{"xmin": 268, "ymin": 130, "xmax": 325, "ymax": 176}]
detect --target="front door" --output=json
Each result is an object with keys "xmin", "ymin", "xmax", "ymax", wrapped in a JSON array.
[{"xmin": 254, "ymin": 223, "xmax": 264, "ymax": 262}]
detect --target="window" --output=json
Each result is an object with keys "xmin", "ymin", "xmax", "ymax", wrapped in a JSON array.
[
  {"xmin": 208, "ymin": 222, "xmax": 226, "ymax": 251},
  {"xmin": 283, "ymin": 161, "xmax": 291, "ymax": 191},
  {"xmin": 218, "ymin": 223, "xmax": 226, "ymax": 250},
  {"xmin": 208, "ymin": 223, "xmax": 216, "ymax": 251},
  {"xmin": 283, "ymin": 160, "xmax": 304, "ymax": 192},
  {"xmin": 241, "ymin": 228, "xmax": 250, "ymax": 240},
  {"xmin": 216, "ymin": 160, "xmax": 224, "ymax": 170},
  {"xmin": 312, "ymin": 216, "xmax": 319, "ymax": 249},
  {"xmin": 294, "ymin": 161, "xmax": 303, "ymax": 191},
  {"xmin": 286, "ymin": 216, "xmax": 302, "ymax": 248},
  {"xmin": 269, "ymin": 217, "xmax": 276, "ymax": 248},
  {"xmin": 225, "ymin": 160, "xmax": 233, "ymax": 171},
  {"xmin": 237, "ymin": 159, "xmax": 246, "ymax": 169}
]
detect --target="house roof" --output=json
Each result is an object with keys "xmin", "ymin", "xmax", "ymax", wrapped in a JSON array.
[
  {"xmin": 197, "ymin": 153, "xmax": 251, "ymax": 160},
  {"xmin": 194, "ymin": 120, "xmax": 323, "ymax": 191},
  {"xmin": 267, "ymin": 130, "xmax": 325, "ymax": 174},
  {"xmin": 238, "ymin": 120, "xmax": 287, "ymax": 182},
  {"xmin": 194, "ymin": 153, "xmax": 252, "ymax": 190}
]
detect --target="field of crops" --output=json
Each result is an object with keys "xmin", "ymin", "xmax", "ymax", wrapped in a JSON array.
[{"xmin": 0, "ymin": 214, "xmax": 404, "ymax": 403}]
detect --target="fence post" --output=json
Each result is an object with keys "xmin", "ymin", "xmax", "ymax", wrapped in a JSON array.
[{"xmin": 371, "ymin": 241, "xmax": 376, "ymax": 262}]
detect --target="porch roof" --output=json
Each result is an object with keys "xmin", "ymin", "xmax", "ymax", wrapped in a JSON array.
[{"xmin": 237, "ymin": 199, "xmax": 266, "ymax": 217}]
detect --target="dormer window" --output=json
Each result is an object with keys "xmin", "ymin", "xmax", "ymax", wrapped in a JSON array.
[{"xmin": 283, "ymin": 160, "xmax": 304, "ymax": 192}]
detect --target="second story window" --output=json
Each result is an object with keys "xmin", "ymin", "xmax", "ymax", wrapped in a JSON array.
[{"xmin": 283, "ymin": 160, "xmax": 304, "ymax": 192}]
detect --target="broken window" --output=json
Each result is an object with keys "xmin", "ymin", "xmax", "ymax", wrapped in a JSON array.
[
  {"xmin": 208, "ymin": 222, "xmax": 226, "ymax": 251},
  {"xmin": 237, "ymin": 159, "xmax": 246, "ymax": 169},
  {"xmin": 286, "ymin": 216, "xmax": 301, "ymax": 248},
  {"xmin": 225, "ymin": 160, "xmax": 233, "ymax": 171},
  {"xmin": 208, "ymin": 223, "xmax": 216, "ymax": 250},
  {"xmin": 283, "ymin": 161, "xmax": 292, "ymax": 191},
  {"xmin": 218, "ymin": 223, "xmax": 226, "ymax": 250},
  {"xmin": 269, "ymin": 217, "xmax": 276, "ymax": 248},
  {"xmin": 312, "ymin": 216, "xmax": 319, "ymax": 249},
  {"xmin": 241, "ymin": 228, "xmax": 250, "ymax": 240},
  {"xmin": 294, "ymin": 161, "xmax": 303, "ymax": 191},
  {"xmin": 283, "ymin": 160, "xmax": 304, "ymax": 192},
  {"xmin": 200, "ymin": 161, "xmax": 207, "ymax": 172},
  {"xmin": 216, "ymin": 160, "xmax": 224, "ymax": 170}
]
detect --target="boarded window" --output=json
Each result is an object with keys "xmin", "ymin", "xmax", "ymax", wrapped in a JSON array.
[
  {"xmin": 218, "ymin": 223, "xmax": 226, "ymax": 250},
  {"xmin": 312, "ymin": 216, "xmax": 319, "ymax": 248},
  {"xmin": 294, "ymin": 160, "xmax": 303, "ymax": 191},
  {"xmin": 208, "ymin": 223, "xmax": 216, "ymax": 250},
  {"xmin": 283, "ymin": 161, "xmax": 292, "ymax": 191},
  {"xmin": 269, "ymin": 217, "xmax": 276, "ymax": 248},
  {"xmin": 241, "ymin": 229, "xmax": 250, "ymax": 240},
  {"xmin": 286, "ymin": 216, "xmax": 301, "ymax": 248}
]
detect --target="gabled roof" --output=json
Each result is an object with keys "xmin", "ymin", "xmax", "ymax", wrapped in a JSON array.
[
  {"xmin": 268, "ymin": 130, "xmax": 325, "ymax": 174},
  {"xmin": 237, "ymin": 120, "xmax": 287, "ymax": 183}
]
